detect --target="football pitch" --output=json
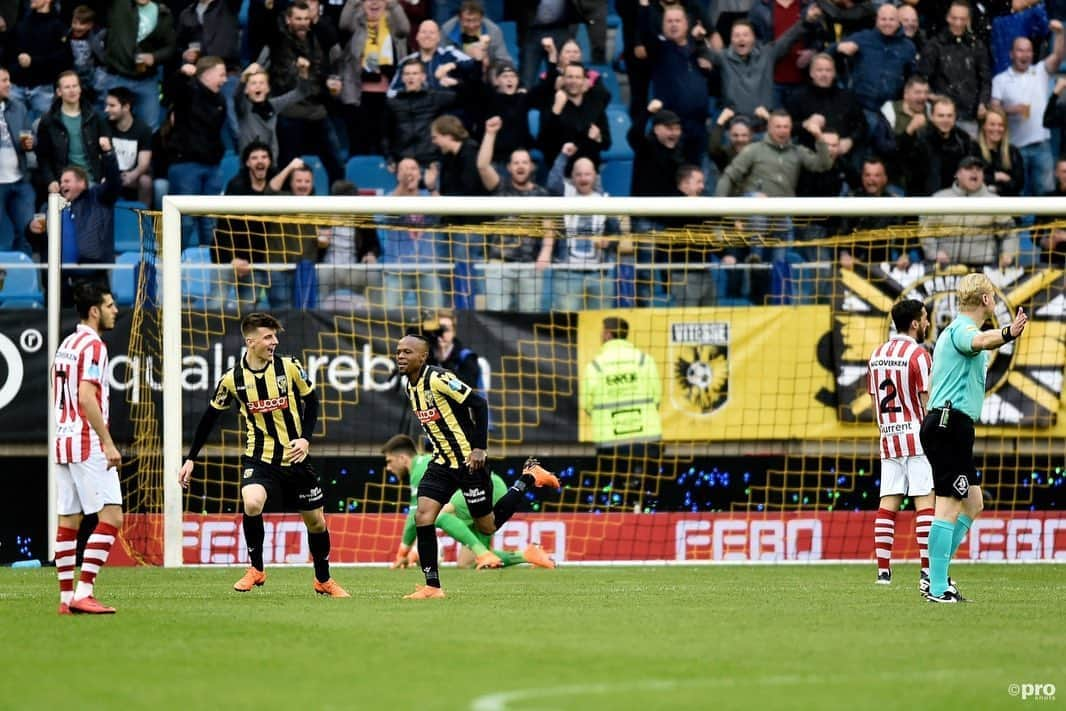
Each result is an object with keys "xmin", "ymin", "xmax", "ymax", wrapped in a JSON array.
[{"xmin": 2, "ymin": 565, "xmax": 1063, "ymax": 710}]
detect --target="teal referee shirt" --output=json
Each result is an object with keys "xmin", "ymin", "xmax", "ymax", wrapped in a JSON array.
[{"xmin": 928, "ymin": 314, "xmax": 989, "ymax": 422}]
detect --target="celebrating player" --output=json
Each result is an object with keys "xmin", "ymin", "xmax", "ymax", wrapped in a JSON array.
[
  {"xmin": 394, "ymin": 334, "xmax": 561, "ymax": 599},
  {"xmin": 867, "ymin": 300, "xmax": 934, "ymax": 590},
  {"xmin": 178, "ymin": 313, "xmax": 349, "ymax": 598},
  {"xmin": 920, "ymin": 274, "xmax": 1027, "ymax": 602},
  {"xmin": 382, "ymin": 434, "xmax": 557, "ymax": 570},
  {"xmin": 52, "ymin": 283, "xmax": 122, "ymax": 615}
]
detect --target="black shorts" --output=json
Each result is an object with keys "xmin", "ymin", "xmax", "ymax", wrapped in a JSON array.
[
  {"xmin": 919, "ymin": 407, "xmax": 979, "ymax": 500},
  {"xmin": 241, "ymin": 458, "xmax": 325, "ymax": 511},
  {"xmin": 417, "ymin": 461, "xmax": 494, "ymax": 519}
]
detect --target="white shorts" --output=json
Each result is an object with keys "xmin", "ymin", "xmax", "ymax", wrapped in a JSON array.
[
  {"xmin": 56, "ymin": 451, "xmax": 122, "ymax": 516},
  {"xmin": 879, "ymin": 454, "xmax": 933, "ymax": 498}
]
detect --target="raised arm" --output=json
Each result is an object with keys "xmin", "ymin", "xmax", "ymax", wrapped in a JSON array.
[{"xmin": 476, "ymin": 116, "xmax": 503, "ymax": 193}]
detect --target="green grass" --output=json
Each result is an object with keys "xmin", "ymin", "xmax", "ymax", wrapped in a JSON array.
[{"xmin": 2, "ymin": 565, "xmax": 1064, "ymax": 710}]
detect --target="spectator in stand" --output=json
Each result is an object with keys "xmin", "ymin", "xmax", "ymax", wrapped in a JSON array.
[
  {"xmin": 832, "ymin": 4, "xmax": 916, "ymax": 125},
  {"xmin": 0, "ymin": 68, "xmax": 37, "ymax": 256},
  {"xmin": 427, "ymin": 114, "xmax": 488, "ymax": 304},
  {"xmin": 1036, "ymin": 158, "xmax": 1066, "ymax": 265},
  {"xmin": 638, "ymin": 3, "xmax": 714, "ymax": 163},
  {"xmin": 900, "ymin": 96, "xmax": 974, "ymax": 195},
  {"xmin": 632, "ymin": 106, "xmax": 685, "ymax": 199},
  {"xmin": 572, "ymin": 0, "xmax": 610, "ymax": 65},
  {"xmin": 1043, "ymin": 75, "xmax": 1066, "ymax": 153},
  {"xmin": 918, "ymin": 0, "xmax": 990, "ymax": 137},
  {"xmin": 383, "ymin": 58, "xmax": 457, "ymax": 167},
  {"xmin": 440, "ymin": 1, "xmax": 513, "ymax": 67},
  {"xmin": 35, "ymin": 71, "xmax": 110, "ymax": 197},
  {"xmin": 317, "ymin": 179, "xmax": 382, "ymax": 306},
  {"xmin": 837, "ymin": 156, "xmax": 907, "ymax": 266},
  {"xmin": 706, "ymin": 4, "xmax": 822, "ymax": 125},
  {"xmin": 9, "ymin": 0, "xmax": 72, "ymax": 125},
  {"xmin": 377, "ymin": 157, "xmax": 444, "ymax": 311},
  {"xmin": 479, "ymin": 62, "xmax": 533, "ymax": 166},
  {"xmin": 660, "ymin": 164, "xmax": 717, "ymax": 307},
  {"xmin": 103, "ymin": 87, "xmax": 152, "ymax": 205},
  {"xmin": 265, "ymin": 161, "xmax": 323, "ymax": 307},
  {"xmin": 476, "ymin": 115, "xmax": 554, "ymax": 312},
  {"xmin": 235, "ymin": 61, "xmax": 310, "ymax": 160},
  {"xmin": 973, "ymin": 105, "xmax": 1024, "ymax": 196},
  {"xmin": 715, "ymin": 109, "xmax": 831, "ymax": 196},
  {"xmin": 546, "ymin": 143, "xmax": 620, "ymax": 311},
  {"xmin": 68, "ymin": 7, "xmax": 101, "ymax": 106},
  {"xmin": 882, "ymin": 74, "xmax": 930, "ymax": 141},
  {"xmin": 922, "ymin": 155, "xmax": 1017, "ymax": 268},
  {"xmin": 212, "ymin": 141, "xmax": 292, "ymax": 308},
  {"xmin": 167, "ymin": 56, "xmax": 228, "ymax": 248},
  {"xmin": 263, "ymin": 1, "xmax": 344, "ymax": 184},
  {"xmin": 174, "ymin": 0, "xmax": 243, "ymax": 143},
  {"xmin": 991, "ymin": 20, "xmax": 1065, "ymax": 196},
  {"xmin": 516, "ymin": 0, "xmax": 575, "ymax": 90},
  {"xmin": 148, "ymin": 110, "xmax": 173, "ymax": 208},
  {"xmin": 529, "ymin": 36, "xmax": 612, "ymax": 115},
  {"xmin": 749, "ymin": 0, "xmax": 817, "ymax": 109},
  {"xmin": 338, "ymin": 0, "xmax": 410, "ymax": 156},
  {"xmin": 28, "ymin": 140, "xmax": 120, "ymax": 297},
  {"xmin": 897, "ymin": 4, "xmax": 925, "ymax": 55},
  {"xmin": 809, "ymin": 0, "xmax": 875, "ymax": 39},
  {"xmin": 707, "ymin": 108, "xmax": 754, "ymax": 183},
  {"xmin": 386, "ymin": 20, "xmax": 479, "ymax": 97},
  {"xmin": 537, "ymin": 62, "xmax": 611, "ymax": 166},
  {"xmin": 786, "ymin": 52, "xmax": 866, "ymax": 162},
  {"xmin": 96, "ymin": 0, "xmax": 176, "ymax": 131}
]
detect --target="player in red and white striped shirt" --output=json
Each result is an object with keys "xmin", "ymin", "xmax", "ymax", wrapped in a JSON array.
[
  {"xmin": 51, "ymin": 282, "xmax": 122, "ymax": 615},
  {"xmin": 866, "ymin": 299, "xmax": 935, "ymax": 591}
]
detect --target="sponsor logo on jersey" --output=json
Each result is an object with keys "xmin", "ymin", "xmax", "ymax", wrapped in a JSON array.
[
  {"xmin": 247, "ymin": 397, "xmax": 290, "ymax": 413},
  {"xmin": 417, "ymin": 407, "xmax": 441, "ymax": 423},
  {"xmin": 448, "ymin": 378, "xmax": 464, "ymax": 392},
  {"xmin": 86, "ymin": 363, "xmax": 101, "ymax": 380}
]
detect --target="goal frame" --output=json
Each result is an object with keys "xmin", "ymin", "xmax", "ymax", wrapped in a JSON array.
[{"xmin": 155, "ymin": 194, "xmax": 1066, "ymax": 566}]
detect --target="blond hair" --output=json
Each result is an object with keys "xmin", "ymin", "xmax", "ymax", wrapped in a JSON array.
[{"xmin": 957, "ymin": 273, "xmax": 994, "ymax": 308}]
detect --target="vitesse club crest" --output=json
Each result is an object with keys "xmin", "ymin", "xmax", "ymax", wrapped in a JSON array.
[
  {"xmin": 833, "ymin": 264, "xmax": 1065, "ymax": 426},
  {"xmin": 669, "ymin": 321, "xmax": 729, "ymax": 415},
  {"xmin": 276, "ymin": 375, "xmax": 287, "ymax": 396}
]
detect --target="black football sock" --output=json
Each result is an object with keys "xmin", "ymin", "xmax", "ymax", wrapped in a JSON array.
[
  {"xmin": 308, "ymin": 530, "xmax": 331, "ymax": 583},
  {"xmin": 243, "ymin": 514, "xmax": 265, "ymax": 571},
  {"xmin": 492, "ymin": 473, "xmax": 534, "ymax": 528},
  {"xmin": 416, "ymin": 524, "xmax": 441, "ymax": 588}
]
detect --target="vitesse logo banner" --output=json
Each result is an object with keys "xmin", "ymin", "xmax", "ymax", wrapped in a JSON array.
[
  {"xmin": 578, "ymin": 307, "xmax": 840, "ymax": 441},
  {"xmin": 833, "ymin": 264, "xmax": 1066, "ymax": 432}
]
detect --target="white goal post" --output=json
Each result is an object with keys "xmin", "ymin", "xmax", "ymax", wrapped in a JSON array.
[{"xmin": 154, "ymin": 194, "xmax": 1066, "ymax": 567}]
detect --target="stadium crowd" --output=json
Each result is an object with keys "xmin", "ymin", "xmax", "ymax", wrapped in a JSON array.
[{"xmin": 2, "ymin": 0, "xmax": 1066, "ymax": 310}]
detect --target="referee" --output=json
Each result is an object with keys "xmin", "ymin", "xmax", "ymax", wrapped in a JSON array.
[{"xmin": 920, "ymin": 274, "xmax": 1028, "ymax": 603}]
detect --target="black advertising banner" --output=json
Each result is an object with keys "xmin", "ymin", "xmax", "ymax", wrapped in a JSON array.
[{"xmin": 0, "ymin": 309, "xmax": 579, "ymax": 445}]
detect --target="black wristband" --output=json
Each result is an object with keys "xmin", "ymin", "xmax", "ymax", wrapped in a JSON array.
[{"xmin": 1001, "ymin": 325, "xmax": 1016, "ymax": 343}]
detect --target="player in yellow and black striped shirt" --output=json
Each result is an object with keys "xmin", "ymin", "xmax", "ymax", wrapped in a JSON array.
[
  {"xmin": 394, "ymin": 333, "xmax": 560, "ymax": 599},
  {"xmin": 178, "ymin": 313, "xmax": 349, "ymax": 598}
]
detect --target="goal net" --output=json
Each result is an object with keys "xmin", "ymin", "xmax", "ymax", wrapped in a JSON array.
[{"xmin": 107, "ymin": 195, "xmax": 1065, "ymax": 567}]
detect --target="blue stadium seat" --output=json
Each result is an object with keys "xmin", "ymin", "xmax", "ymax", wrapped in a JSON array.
[
  {"xmin": 590, "ymin": 65, "xmax": 622, "ymax": 106},
  {"xmin": 217, "ymin": 151, "xmax": 240, "ymax": 192},
  {"xmin": 112, "ymin": 251, "xmax": 141, "ymax": 306},
  {"xmin": 600, "ymin": 160, "xmax": 632, "ymax": 197},
  {"xmin": 483, "ymin": 0, "xmax": 503, "ymax": 20},
  {"xmin": 114, "ymin": 200, "xmax": 148, "ymax": 254},
  {"xmin": 0, "ymin": 251, "xmax": 43, "ymax": 308},
  {"xmin": 528, "ymin": 109, "xmax": 540, "ymax": 140},
  {"xmin": 602, "ymin": 107, "xmax": 634, "ymax": 161},
  {"xmin": 181, "ymin": 246, "xmax": 217, "ymax": 308},
  {"xmin": 575, "ymin": 23, "xmax": 592, "ymax": 63},
  {"xmin": 300, "ymin": 155, "xmax": 330, "ymax": 195},
  {"xmin": 498, "ymin": 21, "xmax": 519, "ymax": 68},
  {"xmin": 345, "ymin": 155, "xmax": 394, "ymax": 193}
]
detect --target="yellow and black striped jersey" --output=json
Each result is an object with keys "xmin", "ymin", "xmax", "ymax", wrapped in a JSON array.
[
  {"xmin": 405, "ymin": 365, "xmax": 478, "ymax": 468},
  {"xmin": 210, "ymin": 355, "xmax": 314, "ymax": 466}
]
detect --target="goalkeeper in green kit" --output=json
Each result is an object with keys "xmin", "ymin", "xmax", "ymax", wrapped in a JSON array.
[{"xmin": 382, "ymin": 435, "xmax": 557, "ymax": 570}]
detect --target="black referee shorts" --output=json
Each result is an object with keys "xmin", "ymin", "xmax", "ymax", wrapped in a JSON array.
[
  {"xmin": 241, "ymin": 458, "xmax": 325, "ymax": 511},
  {"xmin": 919, "ymin": 407, "xmax": 978, "ymax": 500},
  {"xmin": 417, "ymin": 461, "xmax": 494, "ymax": 519}
]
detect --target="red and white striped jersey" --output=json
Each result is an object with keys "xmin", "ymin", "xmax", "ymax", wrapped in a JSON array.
[
  {"xmin": 867, "ymin": 335, "xmax": 931, "ymax": 459},
  {"xmin": 52, "ymin": 324, "xmax": 109, "ymax": 463}
]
